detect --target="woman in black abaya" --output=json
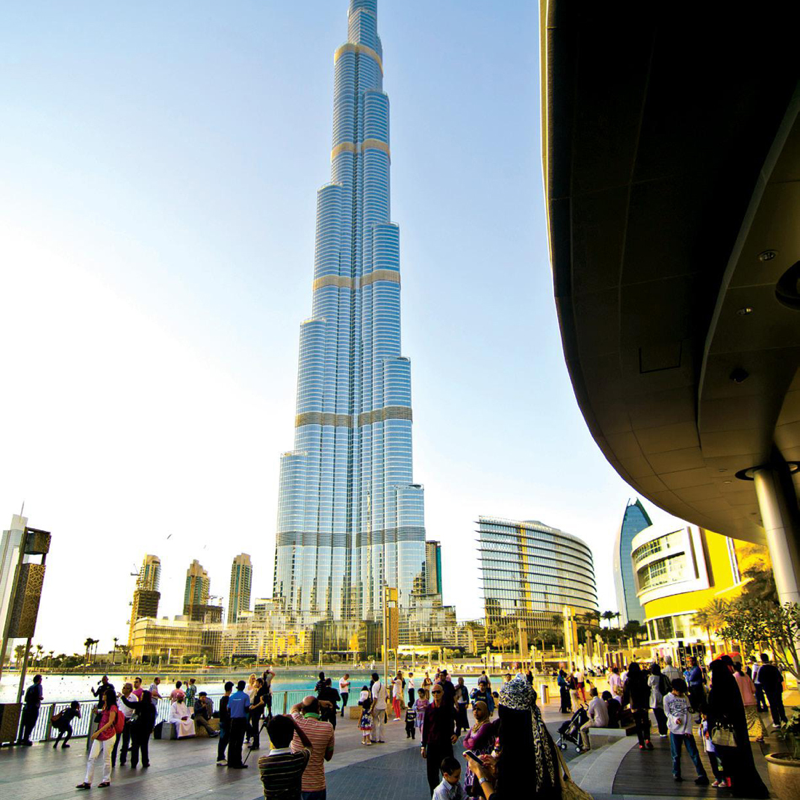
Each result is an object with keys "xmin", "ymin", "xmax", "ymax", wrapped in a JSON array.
[
  {"xmin": 468, "ymin": 676, "xmax": 562, "ymax": 799},
  {"xmin": 706, "ymin": 658, "xmax": 768, "ymax": 798}
]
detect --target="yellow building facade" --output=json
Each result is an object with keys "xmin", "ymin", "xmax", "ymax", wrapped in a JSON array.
[{"xmin": 631, "ymin": 524, "xmax": 764, "ymax": 663}]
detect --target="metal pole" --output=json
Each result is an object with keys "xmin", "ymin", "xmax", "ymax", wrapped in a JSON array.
[
  {"xmin": 16, "ymin": 638, "xmax": 32, "ymax": 705},
  {"xmin": 382, "ymin": 587, "xmax": 388, "ymax": 694}
]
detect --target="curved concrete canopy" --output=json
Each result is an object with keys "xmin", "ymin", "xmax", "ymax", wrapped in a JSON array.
[{"xmin": 540, "ymin": 1, "xmax": 800, "ymax": 544}]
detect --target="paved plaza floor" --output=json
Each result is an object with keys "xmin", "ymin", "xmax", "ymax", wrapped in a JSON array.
[{"xmin": 0, "ymin": 701, "xmax": 778, "ymax": 800}]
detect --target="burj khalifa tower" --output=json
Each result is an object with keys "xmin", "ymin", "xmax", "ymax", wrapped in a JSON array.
[{"xmin": 273, "ymin": 0, "xmax": 435, "ymax": 636}]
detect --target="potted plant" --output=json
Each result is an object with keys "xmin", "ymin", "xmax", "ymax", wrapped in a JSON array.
[{"xmin": 766, "ymin": 707, "xmax": 800, "ymax": 800}]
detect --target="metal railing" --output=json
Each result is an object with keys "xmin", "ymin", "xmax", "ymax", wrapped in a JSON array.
[{"xmin": 11, "ymin": 689, "xmax": 309, "ymax": 744}]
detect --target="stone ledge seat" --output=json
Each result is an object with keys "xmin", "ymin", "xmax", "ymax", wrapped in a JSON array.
[
  {"xmin": 588, "ymin": 724, "xmax": 636, "ymax": 748},
  {"xmin": 194, "ymin": 717, "xmax": 220, "ymax": 737}
]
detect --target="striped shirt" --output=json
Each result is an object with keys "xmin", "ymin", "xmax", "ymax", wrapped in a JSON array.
[
  {"xmin": 258, "ymin": 747, "xmax": 310, "ymax": 800},
  {"xmin": 290, "ymin": 713, "xmax": 335, "ymax": 791}
]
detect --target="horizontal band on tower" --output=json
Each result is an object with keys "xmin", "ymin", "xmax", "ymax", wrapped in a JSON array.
[
  {"xmin": 313, "ymin": 275, "xmax": 353, "ymax": 290},
  {"xmin": 331, "ymin": 138, "xmax": 391, "ymax": 162},
  {"xmin": 295, "ymin": 405, "xmax": 413, "ymax": 428},
  {"xmin": 313, "ymin": 269, "xmax": 400, "ymax": 291},
  {"xmin": 360, "ymin": 269, "xmax": 400, "ymax": 287},
  {"xmin": 334, "ymin": 42, "xmax": 384, "ymax": 74}
]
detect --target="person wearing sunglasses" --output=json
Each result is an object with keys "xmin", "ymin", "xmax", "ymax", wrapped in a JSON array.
[{"xmin": 421, "ymin": 683, "xmax": 461, "ymax": 794}]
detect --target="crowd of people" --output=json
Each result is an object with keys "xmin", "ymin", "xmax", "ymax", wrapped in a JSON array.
[
  {"xmin": 553, "ymin": 653, "xmax": 787, "ymax": 798},
  {"xmin": 12, "ymin": 652, "xmax": 788, "ymax": 798}
]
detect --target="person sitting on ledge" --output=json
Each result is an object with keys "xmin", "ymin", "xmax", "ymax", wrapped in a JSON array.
[
  {"xmin": 580, "ymin": 687, "xmax": 609, "ymax": 751},
  {"xmin": 169, "ymin": 694, "xmax": 195, "ymax": 739},
  {"xmin": 602, "ymin": 690, "xmax": 620, "ymax": 728},
  {"xmin": 194, "ymin": 692, "xmax": 219, "ymax": 737}
]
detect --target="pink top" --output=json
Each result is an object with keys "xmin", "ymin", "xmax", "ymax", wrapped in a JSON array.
[
  {"xmin": 97, "ymin": 705, "xmax": 118, "ymax": 741},
  {"xmin": 734, "ymin": 671, "xmax": 757, "ymax": 706}
]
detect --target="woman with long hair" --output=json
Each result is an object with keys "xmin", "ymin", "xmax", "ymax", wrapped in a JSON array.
[
  {"xmin": 76, "ymin": 687, "xmax": 117, "ymax": 789},
  {"xmin": 623, "ymin": 662, "xmax": 653, "ymax": 750},
  {"xmin": 130, "ymin": 689, "xmax": 156, "ymax": 768},
  {"xmin": 707, "ymin": 659, "xmax": 768, "ymax": 798}
]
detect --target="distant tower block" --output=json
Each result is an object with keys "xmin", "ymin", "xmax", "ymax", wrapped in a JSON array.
[{"xmin": 228, "ymin": 554, "xmax": 253, "ymax": 624}]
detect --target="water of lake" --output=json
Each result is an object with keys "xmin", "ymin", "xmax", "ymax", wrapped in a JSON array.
[{"xmin": 0, "ymin": 668, "xmax": 489, "ymax": 703}]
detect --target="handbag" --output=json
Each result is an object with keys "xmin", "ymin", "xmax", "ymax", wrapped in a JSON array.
[
  {"xmin": 555, "ymin": 744, "xmax": 594, "ymax": 800},
  {"xmin": 710, "ymin": 723, "xmax": 737, "ymax": 748}
]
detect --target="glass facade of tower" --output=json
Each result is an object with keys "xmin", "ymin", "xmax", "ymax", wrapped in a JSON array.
[
  {"xmin": 228, "ymin": 554, "xmax": 252, "ymax": 624},
  {"xmin": 612, "ymin": 498, "xmax": 652, "ymax": 625},
  {"xmin": 478, "ymin": 517, "xmax": 598, "ymax": 640},
  {"xmin": 273, "ymin": 0, "xmax": 429, "ymax": 630}
]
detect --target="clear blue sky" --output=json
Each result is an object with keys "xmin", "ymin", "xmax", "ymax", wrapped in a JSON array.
[{"xmin": 0, "ymin": 0, "xmax": 683, "ymax": 653}]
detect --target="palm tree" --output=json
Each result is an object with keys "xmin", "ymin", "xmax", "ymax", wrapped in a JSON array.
[
  {"xmin": 614, "ymin": 612, "xmax": 621, "ymax": 628},
  {"xmin": 48, "ymin": 650, "xmax": 55, "ymax": 667},
  {"xmin": 112, "ymin": 637, "xmax": 119, "ymax": 666},
  {"xmin": 602, "ymin": 611, "xmax": 616, "ymax": 629},
  {"xmin": 84, "ymin": 637, "xmax": 99, "ymax": 665},
  {"xmin": 14, "ymin": 644, "xmax": 26, "ymax": 667},
  {"xmin": 693, "ymin": 599, "xmax": 731, "ymax": 655},
  {"xmin": 692, "ymin": 608, "xmax": 715, "ymax": 653},
  {"xmin": 35, "ymin": 644, "xmax": 44, "ymax": 664}
]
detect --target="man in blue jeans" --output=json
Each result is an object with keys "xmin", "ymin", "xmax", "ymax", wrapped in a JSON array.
[{"xmin": 227, "ymin": 680, "xmax": 251, "ymax": 769}]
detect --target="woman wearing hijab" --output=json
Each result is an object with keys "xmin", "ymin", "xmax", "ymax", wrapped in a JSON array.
[
  {"xmin": 622, "ymin": 662, "xmax": 653, "ymax": 750},
  {"xmin": 706, "ymin": 658, "xmax": 768, "ymax": 798},
  {"xmin": 466, "ymin": 675, "xmax": 561, "ymax": 800}
]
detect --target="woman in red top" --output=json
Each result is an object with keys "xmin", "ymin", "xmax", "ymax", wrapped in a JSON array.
[{"xmin": 77, "ymin": 688, "xmax": 118, "ymax": 789}]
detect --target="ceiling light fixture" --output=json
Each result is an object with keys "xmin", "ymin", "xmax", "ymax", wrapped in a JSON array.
[
  {"xmin": 736, "ymin": 307, "xmax": 753, "ymax": 316},
  {"xmin": 729, "ymin": 367, "xmax": 749, "ymax": 384},
  {"xmin": 758, "ymin": 250, "xmax": 777, "ymax": 262}
]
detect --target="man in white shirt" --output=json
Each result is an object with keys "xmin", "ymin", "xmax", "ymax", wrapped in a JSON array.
[
  {"xmin": 112, "ymin": 683, "xmax": 136, "ymax": 767},
  {"xmin": 580, "ymin": 687, "xmax": 609, "ymax": 751},
  {"xmin": 370, "ymin": 672, "xmax": 386, "ymax": 743},
  {"xmin": 663, "ymin": 655, "xmax": 682, "ymax": 685},
  {"xmin": 407, "ymin": 673, "xmax": 415, "ymax": 706},
  {"xmin": 338, "ymin": 674, "xmax": 350, "ymax": 718}
]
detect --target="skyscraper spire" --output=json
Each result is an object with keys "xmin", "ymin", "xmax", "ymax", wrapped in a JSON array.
[{"xmin": 273, "ymin": 0, "xmax": 430, "ymax": 634}]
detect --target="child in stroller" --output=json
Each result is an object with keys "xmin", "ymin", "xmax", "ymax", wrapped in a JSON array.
[{"xmin": 557, "ymin": 705, "xmax": 589, "ymax": 752}]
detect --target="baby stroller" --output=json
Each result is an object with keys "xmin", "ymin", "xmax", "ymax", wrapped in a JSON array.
[{"xmin": 556, "ymin": 705, "xmax": 589, "ymax": 753}]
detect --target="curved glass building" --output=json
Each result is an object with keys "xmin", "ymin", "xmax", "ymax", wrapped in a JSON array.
[
  {"xmin": 612, "ymin": 498, "xmax": 652, "ymax": 625},
  {"xmin": 477, "ymin": 517, "xmax": 598, "ymax": 640},
  {"xmin": 273, "ymin": 1, "xmax": 430, "ymax": 632}
]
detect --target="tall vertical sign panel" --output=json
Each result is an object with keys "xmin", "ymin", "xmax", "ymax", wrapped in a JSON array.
[
  {"xmin": 7, "ymin": 563, "xmax": 46, "ymax": 639},
  {"xmin": 274, "ymin": 0, "xmax": 427, "ymax": 630}
]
